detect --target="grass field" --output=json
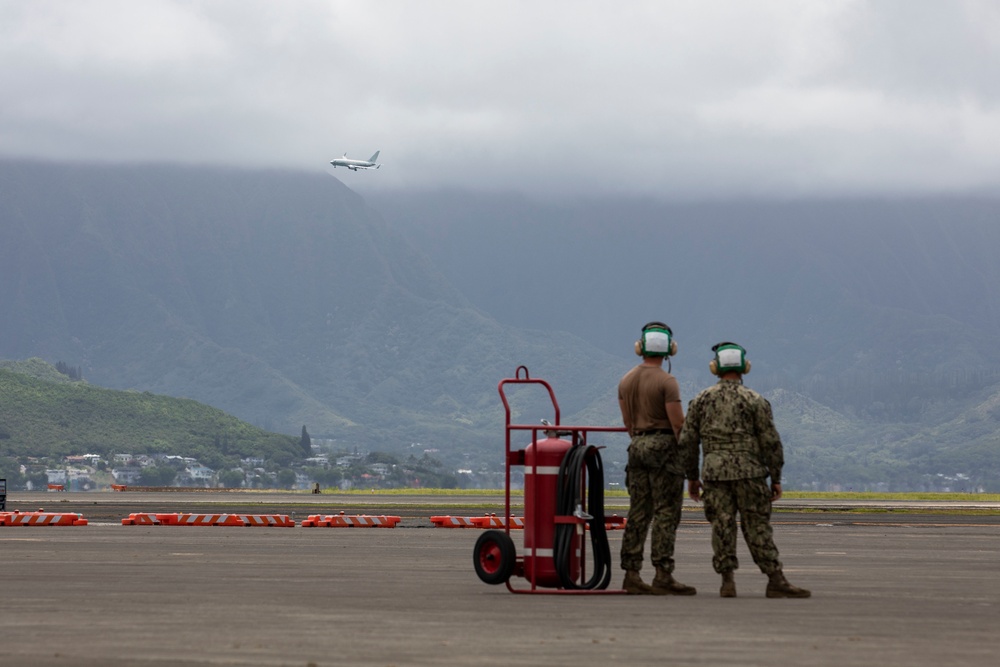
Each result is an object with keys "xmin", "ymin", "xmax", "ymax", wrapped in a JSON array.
[
  {"xmin": 781, "ymin": 491, "xmax": 1000, "ymax": 502},
  {"xmin": 322, "ymin": 488, "xmax": 1000, "ymax": 502}
]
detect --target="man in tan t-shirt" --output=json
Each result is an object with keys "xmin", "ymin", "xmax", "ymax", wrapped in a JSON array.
[{"xmin": 617, "ymin": 321, "xmax": 698, "ymax": 595}]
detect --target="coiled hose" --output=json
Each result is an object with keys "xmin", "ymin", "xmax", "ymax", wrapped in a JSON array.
[{"xmin": 553, "ymin": 443, "xmax": 613, "ymax": 590}]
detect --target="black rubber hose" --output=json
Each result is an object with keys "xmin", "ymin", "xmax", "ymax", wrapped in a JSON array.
[{"xmin": 553, "ymin": 443, "xmax": 613, "ymax": 590}]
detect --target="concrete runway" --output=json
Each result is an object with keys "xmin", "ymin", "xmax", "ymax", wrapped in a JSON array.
[{"xmin": 2, "ymin": 493, "xmax": 999, "ymax": 666}]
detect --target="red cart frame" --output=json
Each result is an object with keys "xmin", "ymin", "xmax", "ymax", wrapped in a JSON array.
[{"xmin": 488, "ymin": 365, "xmax": 627, "ymax": 594}]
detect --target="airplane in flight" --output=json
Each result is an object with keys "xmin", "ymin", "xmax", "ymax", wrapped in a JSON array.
[{"xmin": 329, "ymin": 151, "xmax": 381, "ymax": 171}]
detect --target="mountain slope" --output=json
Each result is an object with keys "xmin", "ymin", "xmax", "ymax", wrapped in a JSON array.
[
  {"xmin": 0, "ymin": 364, "xmax": 299, "ymax": 467},
  {"xmin": 3, "ymin": 160, "xmax": 1000, "ymax": 489},
  {"xmin": 0, "ymin": 160, "xmax": 628, "ymax": 468},
  {"xmin": 373, "ymin": 190, "xmax": 1000, "ymax": 489},
  {"xmin": 374, "ymin": 191, "xmax": 1000, "ymax": 413}
]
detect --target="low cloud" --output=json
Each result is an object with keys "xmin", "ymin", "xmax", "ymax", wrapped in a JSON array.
[{"xmin": 2, "ymin": 0, "xmax": 998, "ymax": 199}]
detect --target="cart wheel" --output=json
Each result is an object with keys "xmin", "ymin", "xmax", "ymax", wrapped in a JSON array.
[{"xmin": 473, "ymin": 530, "xmax": 516, "ymax": 585}]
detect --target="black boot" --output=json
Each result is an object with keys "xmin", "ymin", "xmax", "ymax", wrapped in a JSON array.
[
  {"xmin": 766, "ymin": 571, "xmax": 811, "ymax": 598},
  {"xmin": 622, "ymin": 570, "xmax": 653, "ymax": 595},
  {"xmin": 651, "ymin": 567, "xmax": 697, "ymax": 595},
  {"xmin": 720, "ymin": 571, "xmax": 736, "ymax": 598}
]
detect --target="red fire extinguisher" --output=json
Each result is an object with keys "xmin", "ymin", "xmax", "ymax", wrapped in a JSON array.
[{"xmin": 523, "ymin": 436, "xmax": 580, "ymax": 587}]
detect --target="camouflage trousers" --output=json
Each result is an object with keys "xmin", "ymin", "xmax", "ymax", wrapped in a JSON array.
[
  {"xmin": 620, "ymin": 434, "xmax": 685, "ymax": 573},
  {"xmin": 702, "ymin": 477, "xmax": 782, "ymax": 575}
]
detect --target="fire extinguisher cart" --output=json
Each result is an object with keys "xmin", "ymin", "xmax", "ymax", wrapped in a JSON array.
[{"xmin": 473, "ymin": 366, "xmax": 628, "ymax": 594}]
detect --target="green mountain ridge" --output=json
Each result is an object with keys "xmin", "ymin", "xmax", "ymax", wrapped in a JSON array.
[
  {"xmin": 0, "ymin": 358, "xmax": 77, "ymax": 385},
  {"xmin": 0, "ymin": 361, "xmax": 300, "ymax": 468},
  {"xmin": 2, "ymin": 159, "xmax": 999, "ymax": 490}
]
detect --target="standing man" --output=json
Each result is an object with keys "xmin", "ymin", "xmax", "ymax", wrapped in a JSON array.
[
  {"xmin": 681, "ymin": 342, "xmax": 811, "ymax": 598},
  {"xmin": 617, "ymin": 322, "xmax": 698, "ymax": 596}
]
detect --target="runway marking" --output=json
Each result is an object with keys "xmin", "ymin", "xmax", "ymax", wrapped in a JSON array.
[
  {"xmin": 0, "ymin": 537, "xmax": 45, "ymax": 542},
  {"xmin": 848, "ymin": 522, "xmax": 1000, "ymax": 527}
]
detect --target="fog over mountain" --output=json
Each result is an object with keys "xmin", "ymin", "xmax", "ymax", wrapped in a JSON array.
[
  {"xmin": 2, "ymin": 159, "xmax": 999, "ymax": 490},
  {"xmin": 0, "ymin": 159, "xmax": 626, "ymax": 469},
  {"xmin": 373, "ymin": 191, "xmax": 1000, "ymax": 488}
]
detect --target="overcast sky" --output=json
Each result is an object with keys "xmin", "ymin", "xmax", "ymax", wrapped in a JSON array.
[{"xmin": 2, "ymin": 1, "xmax": 999, "ymax": 200}]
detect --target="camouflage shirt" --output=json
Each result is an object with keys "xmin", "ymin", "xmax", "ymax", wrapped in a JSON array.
[{"xmin": 677, "ymin": 379, "xmax": 783, "ymax": 483}]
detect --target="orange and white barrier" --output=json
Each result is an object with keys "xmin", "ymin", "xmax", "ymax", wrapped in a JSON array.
[
  {"xmin": 301, "ymin": 512, "xmax": 401, "ymax": 528},
  {"xmin": 431, "ymin": 514, "xmax": 524, "ymax": 529},
  {"xmin": 111, "ymin": 484, "xmax": 128, "ymax": 491},
  {"xmin": 235, "ymin": 514, "xmax": 295, "ymax": 527},
  {"xmin": 121, "ymin": 513, "xmax": 294, "ymax": 527},
  {"xmin": 430, "ymin": 515, "xmax": 478, "ymax": 528},
  {"xmin": 1, "ymin": 511, "xmax": 88, "ymax": 526},
  {"xmin": 471, "ymin": 514, "xmax": 524, "ymax": 529},
  {"xmin": 146, "ymin": 513, "xmax": 245, "ymax": 526},
  {"xmin": 172, "ymin": 513, "xmax": 245, "ymax": 527},
  {"xmin": 431, "ymin": 513, "xmax": 626, "ymax": 530}
]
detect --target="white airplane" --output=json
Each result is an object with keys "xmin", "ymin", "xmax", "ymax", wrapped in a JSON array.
[{"xmin": 330, "ymin": 151, "xmax": 381, "ymax": 171}]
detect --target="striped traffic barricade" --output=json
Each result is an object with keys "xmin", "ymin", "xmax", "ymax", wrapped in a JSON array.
[
  {"xmin": 470, "ymin": 514, "xmax": 525, "ymax": 529},
  {"xmin": 430, "ymin": 514, "xmax": 624, "ymax": 530},
  {"xmin": 0, "ymin": 511, "xmax": 88, "ymax": 526},
  {"xmin": 300, "ymin": 512, "xmax": 401, "ymax": 528},
  {"xmin": 175, "ymin": 513, "xmax": 246, "ymax": 527},
  {"xmin": 235, "ymin": 514, "xmax": 295, "ymax": 527},
  {"xmin": 429, "ymin": 515, "xmax": 478, "ymax": 528},
  {"xmin": 150, "ymin": 513, "xmax": 246, "ymax": 526},
  {"xmin": 431, "ymin": 515, "xmax": 525, "ymax": 529},
  {"xmin": 121, "ymin": 513, "xmax": 162, "ymax": 525}
]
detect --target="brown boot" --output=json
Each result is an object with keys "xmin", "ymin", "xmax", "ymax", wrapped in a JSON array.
[
  {"xmin": 622, "ymin": 570, "xmax": 653, "ymax": 595},
  {"xmin": 720, "ymin": 571, "xmax": 736, "ymax": 598},
  {"xmin": 651, "ymin": 567, "xmax": 697, "ymax": 596},
  {"xmin": 766, "ymin": 571, "xmax": 811, "ymax": 598}
]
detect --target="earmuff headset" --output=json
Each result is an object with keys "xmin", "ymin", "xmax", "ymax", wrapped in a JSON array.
[
  {"xmin": 709, "ymin": 341, "xmax": 751, "ymax": 376},
  {"xmin": 634, "ymin": 321, "xmax": 677, "ymax": 357}
]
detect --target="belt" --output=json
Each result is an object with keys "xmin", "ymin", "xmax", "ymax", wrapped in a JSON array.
[{"xmin": 634, "ymin": 429, "xmax": 671, "ymax": 436}]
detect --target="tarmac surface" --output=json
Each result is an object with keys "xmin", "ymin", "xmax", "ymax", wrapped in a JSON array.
[{"xmin": 2, "ymin": 492, "xmax": 999, "ymax": 666}]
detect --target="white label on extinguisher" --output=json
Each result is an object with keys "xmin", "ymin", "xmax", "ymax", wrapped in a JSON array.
[
  {"xmin": 524, "ymin": 466, "xmax": 561, "ymax": 475},
  {"xmin": 523, "ymin": 548, "xmax": 554, "ymax": 558}
]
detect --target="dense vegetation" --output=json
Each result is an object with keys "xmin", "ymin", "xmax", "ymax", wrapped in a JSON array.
[{"xmin": 0, "ymin": 362, "xmax": 301, "ymax": 469}]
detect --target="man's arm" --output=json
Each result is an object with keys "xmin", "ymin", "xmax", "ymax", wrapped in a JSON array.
[
  {"xmin": 666, "ymin": 400, "xmax": 684, "ymax": 438},
  {"xmin": 618, "ymin": 397, "xmax": 632, "ymax": 436},
  {"xmin": 756, "ymin": 399, "xmax": 784, "ymax": 486},
  {"xmin": 676, "ymin": 399, "xmax": 702, "ymax": 500}
]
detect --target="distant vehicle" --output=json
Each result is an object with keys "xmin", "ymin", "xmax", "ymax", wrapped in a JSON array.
[{"xmin": 330, "ymin": 151, "xmax": 381, "ymax": 171}]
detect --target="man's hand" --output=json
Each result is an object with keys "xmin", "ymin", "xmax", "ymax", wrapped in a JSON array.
[
  {"xmin": 771, "ymin": 482, "xmax": 782, "ymax": 502},
  {"xmin": 688, "ymin": 479, "xmax": 702, "ymax": 502}
]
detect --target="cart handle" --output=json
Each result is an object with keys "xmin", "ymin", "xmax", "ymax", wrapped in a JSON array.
[{"xmin": 498, "ymin": 366, "xmax": 560, "ymax": 426}]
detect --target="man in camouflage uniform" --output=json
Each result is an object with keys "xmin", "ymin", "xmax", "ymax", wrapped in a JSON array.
[
  {"xmin": 680, "ymin": 342, "xmax": 811, "ymax": 598},
  {"xmin": 617, "ymin": 322, "xmax": 698, "ymax": 595}
]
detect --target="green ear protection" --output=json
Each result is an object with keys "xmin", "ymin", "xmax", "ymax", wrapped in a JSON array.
[
  {"xmin": 709, "ymin": 341, "xmax": 750, "ymax": 375},
  {"xmin": 634, "ymin": 321, "xmax": 677, "ymax": 357}
]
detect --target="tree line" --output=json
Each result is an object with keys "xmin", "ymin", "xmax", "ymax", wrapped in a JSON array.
[{"xmin": 55, "ymin": 361, "xmax": 83, "ymax": 381}]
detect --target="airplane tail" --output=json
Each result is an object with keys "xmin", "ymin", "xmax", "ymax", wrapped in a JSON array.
[{"xmin": 368, "ymin": 151, "xmax": 380, "ymax": 162}]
